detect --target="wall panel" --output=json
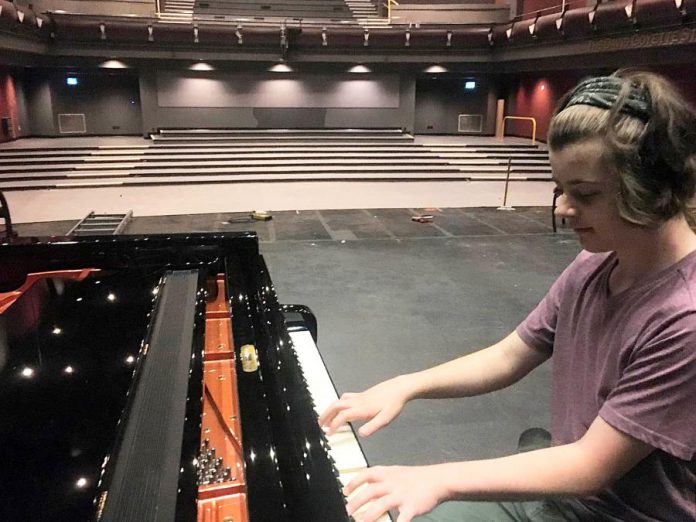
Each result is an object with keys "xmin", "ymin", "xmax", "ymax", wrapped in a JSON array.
[
  {"xmin": 505, "ymin": 65, "xmax": 696, "ymax": 142},
  {"xmin": 0, "ymin": 70, "xmax": 20, "ymax": 143},
  {"xmin": 415, "ymin": 77, "xmax": 493, "ymax": 134},
  {"xmin": 141, "ymin": 69, "xmax": 415, "ymax": 133}
]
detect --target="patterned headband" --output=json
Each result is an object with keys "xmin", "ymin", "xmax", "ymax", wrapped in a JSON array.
[{"xmin": 563, "ymin": 76, "xmax": 651, "ymax": 122}]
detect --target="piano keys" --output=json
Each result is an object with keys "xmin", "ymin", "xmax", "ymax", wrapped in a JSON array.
[{"xmin": 290, "ymin": 328, "xmax": 393, "ymax": 522}]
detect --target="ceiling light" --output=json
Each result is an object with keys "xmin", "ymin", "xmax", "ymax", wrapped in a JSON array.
[
  {"xmin": 424, "ymin": 65, "xmax": 448, "ymax": 73},
  {"xmin": 269, "ymin": 63, "xmax": 293, "ymax": 72}
]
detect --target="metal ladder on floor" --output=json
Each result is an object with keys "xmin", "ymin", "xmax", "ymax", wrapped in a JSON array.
[{"xmin": 68, "ymin": 211, "xmax": 133, "ymax": 236}]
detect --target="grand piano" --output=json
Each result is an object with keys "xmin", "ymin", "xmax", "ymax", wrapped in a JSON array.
[{"xmin": 0, "ymin": 233, "xmax": 389, "ymax": 522}]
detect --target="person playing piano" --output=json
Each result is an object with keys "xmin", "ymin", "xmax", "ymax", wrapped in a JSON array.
[{"xmin": 319, "ymin": 70, "xmax": 696, "ymax": 522}]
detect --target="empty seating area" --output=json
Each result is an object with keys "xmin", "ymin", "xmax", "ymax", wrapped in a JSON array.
[
  {"xmin": 0, "ymin": 130, "xmax": 551, "ymax": 191},
  {"xmin": 160, "ymin": 0, "xmax": 382, "ymax": 24},
  {"xmin": 191, "ymin": 0, "xmax": 353, "ymax": 20},
  {"xmin": 2, "ymin": 0, "xmax": 695, "ymax": 51}
]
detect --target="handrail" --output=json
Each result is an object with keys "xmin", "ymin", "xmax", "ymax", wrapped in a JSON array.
[
  {"xmin": 502, "ymin": 116, "xmax": 537, "ymax": 145},
  {"xmin": 384, "ymin": 0, "xmax": 399, "ymax": 23}
]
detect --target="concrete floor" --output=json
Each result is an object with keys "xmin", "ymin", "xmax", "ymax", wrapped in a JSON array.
[{"xmin": 12, "ymin": 207, "xmax": 581, "ymax": 467}]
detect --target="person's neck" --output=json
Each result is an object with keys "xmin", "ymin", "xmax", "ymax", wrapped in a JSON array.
[{"xmin": 611, "ymin": 216, "xmax": 696, "ymax": 294}]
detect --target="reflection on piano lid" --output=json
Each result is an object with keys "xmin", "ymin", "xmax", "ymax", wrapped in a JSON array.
[
  {"xmin": 290, "ymin": 329, "xmax": 393, "ymax": 522},
  {"xmin": 0, "ymin": 233, "xmax": 368, "ymax": 521}
]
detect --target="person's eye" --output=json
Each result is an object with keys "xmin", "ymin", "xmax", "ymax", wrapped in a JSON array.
[{"xmin": 574, "ymin": 191, "xmax": 600, "ymax": 200}]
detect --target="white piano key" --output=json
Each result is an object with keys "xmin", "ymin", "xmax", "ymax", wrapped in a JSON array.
[{"xmin": 289, "ymin": 330, "xmax": 392, "ymax": 521}]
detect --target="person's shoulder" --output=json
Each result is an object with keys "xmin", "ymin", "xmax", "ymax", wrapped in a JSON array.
[
  {"xmin": 676, "ymin": 249, "xmax": 696, "ymax": 280},
  {"xmin": 673, "ymin": 250, "xmax": 696, "ymax": 308},
  {"xmin": 566, "ymin": 249, "xmax": 614, "ymax": 276}
]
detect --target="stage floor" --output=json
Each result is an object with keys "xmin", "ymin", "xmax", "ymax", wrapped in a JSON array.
[{"xmin": 2, "ymin": 135, "xmax": 554, "ymax": 224}]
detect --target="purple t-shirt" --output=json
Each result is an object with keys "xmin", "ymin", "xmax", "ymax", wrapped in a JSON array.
[{"xmin": 517, "ymin": 250, "xmax": 696, "ymax": 521}]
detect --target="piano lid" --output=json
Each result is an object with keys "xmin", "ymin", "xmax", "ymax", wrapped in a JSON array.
[{"xmin": 0, "ymin": 233, "xmax": 351, "ymax": 522}]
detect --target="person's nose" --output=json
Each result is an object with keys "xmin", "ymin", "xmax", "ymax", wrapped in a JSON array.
[{"xmin": 554, "ymin": 194, "xmax": 577, "ymax": 220}]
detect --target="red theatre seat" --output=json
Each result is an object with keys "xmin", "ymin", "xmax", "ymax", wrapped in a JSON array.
[
  {"xmin": 151, "ymin": 23, "xmax": 198, "ymax": 45},
  {"xmin": 237, "ymin": 27, "xmax": 280, "ymax": 47},
  {"xmin": 36, "ymin": 14, "xmax": 52, "ymax": 33},
  {"xmin": 0, "ymin": 1, "xmax": 18, "ymax": 25},
  {"xmin": 196, "ymin": 25, "xmax": 239, "ymax": 46},
  {"xmin": 560, "ymin": 5, "xmax": 595, "ymax": 38},
  {"xmin": 293, "ymin": 28, "xmax": 324, "ymax": 48},
  {"xmin": 449, "ymin": 27, "xmax": 492, "ymax": 48},
  {"xmin": 634, "ymin": 0, "xmax": 682, "ymax": 28},
  {"xmin": 590, "ymin": 0, "xmax": 635, "ymax": 34},
  {"xmin": 53, "ymin": 18, "xmax": 104, "ymax": 42},
  {"xmin": 107, "ymin": 21, "xmax": 153, "ymax": 43},
  {"xmin": 680, "ymin": 0, "xmax": 696, "ymax": 21},
  {"xmin": 322, "ymin": 29, "xmax": 366, "ymax": 48},
  {"xmin": 406, "ymin": 29, "xmax": 449, "ymax": 49},
  {"xmin": 510, "ymin": 17, "xmax": 537, "ymax": 44},
  {"xmin": 534, "ymin": 11, "xmax": 564, "ymax": 40},
  {"xmin": 17, "ymin": 8, "xmax": 37, "ymax": 27},
  {"xmin": 368, "ymin": 29, "xmax": 409, "ymax": 48},
  {"xmin": 490, "ymin": 23, "xmax": 512, "ymax": 45}
]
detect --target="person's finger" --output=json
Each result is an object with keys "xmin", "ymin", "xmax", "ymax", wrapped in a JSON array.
[
  {"xmin": 344, "ymin": 466, "xmax": 377, "ymax": 496},
  {"xmin": 346, "ymin": 482, "xmax": 389, "ymax": 517},
  {"xmin": 357, "ymin": 493, "xmax": 399, "ymax": 522},
  {"xmin": 395, "ymin": 507, "xmax": 415, "ymax": 522},
  {"xmin": 327, "ymin": 408, "xmax": 368, "ymax": 436},
  {"xmin": 358, "ymin": 406, "xmax": 396, "ymax": 437},
  {"xmin": 319, "ymin": 397, "xmax": 355, "ymax": 428}
]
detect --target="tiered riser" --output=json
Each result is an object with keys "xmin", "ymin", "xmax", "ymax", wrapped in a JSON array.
[{"xmin": 0, "ymin": 131, "xmax": 551, "ymax": 191}]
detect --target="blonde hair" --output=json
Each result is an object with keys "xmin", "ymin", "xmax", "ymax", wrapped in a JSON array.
[{"xmin": 548, "ymin": 70, "xmax": 696, "ymax": 227}]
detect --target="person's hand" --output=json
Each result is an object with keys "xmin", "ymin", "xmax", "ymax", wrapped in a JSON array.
[
  {"xmin": 344, "ymin": 465, "xmax": 447, "ymax": 522},
  {"xmin": 319, "ymin": 376, "xmax": 413, "ymax": 437}
]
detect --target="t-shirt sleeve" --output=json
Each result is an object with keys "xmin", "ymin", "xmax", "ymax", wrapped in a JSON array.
[
  {"xmin": 516, "ymin": 252, "xmax": 588, "ymax": 354},
  {"xmin": 599, "ymin": 313, "xmax": 696, "ymax": 461}
]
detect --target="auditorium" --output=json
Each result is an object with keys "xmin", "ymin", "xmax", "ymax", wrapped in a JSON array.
[{"xmin": 1, "ymin": 0, "xmax": 695, "ymax": 520}]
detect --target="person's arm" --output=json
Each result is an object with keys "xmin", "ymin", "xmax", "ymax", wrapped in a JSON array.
[
  {"xmin": 319, "ymin": 331, "xmax": 549, "ymax": 437},
  {"xmin": 345, "ymin": 416, "xmax": 653, "ymax": 522}
]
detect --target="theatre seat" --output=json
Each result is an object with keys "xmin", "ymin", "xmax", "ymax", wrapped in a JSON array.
[
  {"xmin": 107, "ymin": 21, "xmax": 153, "ymax": 43},
  {"xmin": 534, "ymin": 11, "xmax": 564, "ymax": 40},
  {"xmin": 449, "ymin": 27, "xmax": 492, "ymax": 48},
  {"xmin": 590, "ymin": 0, "xmax": 636, "ymax": 34},
  {"xmin": 195, "ymin": 24, "xmax": 240, "ymax": 46},
  {"xmin": 490, "ymin": 22, "xmax": 512, "ymax": 45},
  {"xmin": 320, "ymin": 29, "xmax": 366, "ymax": 48},
  {"xmin": 509, "ymin": 16, "xmax": 538, "ymax": 45},
  {"xmin": 680, "ymin": 0, "xmax": 696, "ymax": 21},
  {"xmin": 0, "ymin": 0, "xmax": 18, "ymax": 25},
  {"xmin": 150, "ymin": 23, "xmax": 198, "ymax": 45},
  {"xmin": 53, "ymin": 18, "xmax": 103, "ymax": 42},
  {"xmin": 293, "ymin": 28, "xmax": 325, "ymax": 48},
  {"xmin": 634, "ymin": 0, "xmax": 683, "ymax": 28},
  {"xmin": 368, "ymin": 29, "xmax": 409, "ymax": 49},
  {"xmin": 560, "ymin": 5, "xmax": 595, "ymax": 39},
  {"xmin": 408, "ymin": 29, "xmax": 449, "ymax": 49}
]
